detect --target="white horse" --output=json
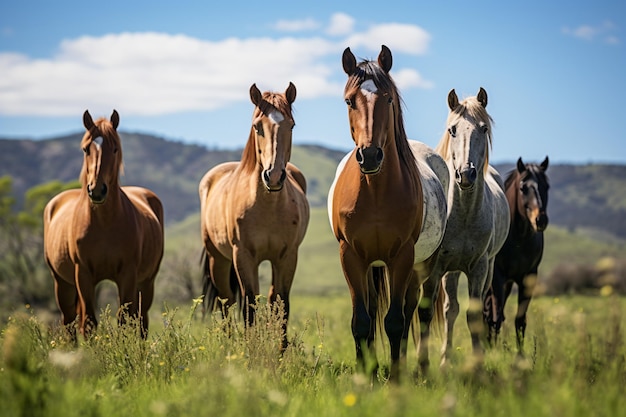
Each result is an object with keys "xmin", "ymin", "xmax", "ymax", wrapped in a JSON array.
[{"xmin": 417, "ymin": 88, "xmax": 510, "ymax": 371}]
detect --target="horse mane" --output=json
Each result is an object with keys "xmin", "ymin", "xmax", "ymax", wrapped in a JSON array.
[
  {"xmin": 435, "ymin": 95, "xmax": 493, "ymax": 175},
  {"xmin": 79, "ymin": 117, "xmax": 124, "ymax": 186},
  {"xmin": 345, "ymin": 60, "xmax": 420, "ymax": 184},
  {"xmin": 240, "ymin": 91, "xmax": 294, "ymax": 175}
]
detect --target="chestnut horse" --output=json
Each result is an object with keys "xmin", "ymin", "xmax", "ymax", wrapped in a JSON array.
[
  {"xmin": 328, "ymin": 46, "xmax": 448, "ymax": 380},
  {"xmin": 418, "ymin": 88, "xmax": 510, "ymax": 370},
  {"xmin": 199, "ymin": 83, "xmax": 309, "ymax": 350},
  {"xmin": 43, "ymin": 110, "xmax": 164, "ymax": 339},
  {"xmin": 484, "ymin": 156, "xmax": 549, "ymax": 353}
]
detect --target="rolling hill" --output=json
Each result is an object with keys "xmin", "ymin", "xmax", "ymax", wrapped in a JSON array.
[{"xmin": 1, "ymin": 132, "xmax": 625, "ymax": 243}]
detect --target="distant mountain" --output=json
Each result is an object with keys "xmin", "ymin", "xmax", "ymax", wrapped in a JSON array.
[{"xmin": 1, "ymin": 133, "xmax": 624, "ymax": 240}]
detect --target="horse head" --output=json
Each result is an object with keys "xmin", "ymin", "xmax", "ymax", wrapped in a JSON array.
[
  {"xmin": 249, "ymin": 82, "xmax": 296, "ymax": 192},
  {"xmin": 342, "ymin": 45, "xmax": 397, "ymax": 175},
  {"xmin": 516, "ymin": 156, "xmax": 550, "ymax": 232},
  {"xmin": 444, "ymin": 88, "xmax": 492, "ymax": 190},
  {"xmin": 80, "ymin": 110, "xmax": 123, "ymax": 204}
]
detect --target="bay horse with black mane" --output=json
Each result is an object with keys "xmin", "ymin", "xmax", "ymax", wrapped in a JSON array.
[
  {"xmin": 44, "ymin": 110, "xmax": 164, "ymax": 340},
  {"xmin": 199, "ymin": 83, "xmax": 309, "ymax": 351},
  {"xmin": 484, "ymin": 156, "xmax": 549, "ymax": 353},
  {"xmin": 328, "ymin": 45, "xmax": 448, "ymax": 380}
]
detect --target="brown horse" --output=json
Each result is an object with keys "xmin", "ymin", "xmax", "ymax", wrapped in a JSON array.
[
  {"xmin": 328, "ymin": 46, "xmax": 448, "ymax": 380},
  {"xmin": 199, "ymin": 83, "xmax": 310, "ymax": 350},
  {"xmin": 43, "ymin": 110, "xmax": 164, "ymax": 339}
]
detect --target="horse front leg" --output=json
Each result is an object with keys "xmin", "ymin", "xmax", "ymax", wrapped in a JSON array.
[
  {"xmin": 385, "ymin": 243, "xmax": 415, "ymax": 382},
  {"xmin": 443, "ymin": 271, "xmax": 461, "ymax": 361},
  {"xmin": 232, "ymin": 245, "xmax": 260, "ymax": 327},
  {"xmin": 54, "ymin": 275, "xmax": 79, "ymax": 343},
  {"xmin": 74, "ymin": 263, "xmax": 98, "ymax": 338},
  {"xmin": 466, "ymin": 257, "xmax": 489, "ymax": 357},
  {"xmin": 268, "ymin": 251, "xmax": 298, "ymax": 352},
  {"xmin": 117, "ymin": 268, "xmax": 142, "ymax": 335},
  {"xmin": 515, "ymin": 272, "xmax": 537, "ymax": 355},
  {"xmin": 339, "ymin": 240, "xmax": 375, "ymax": 375}
]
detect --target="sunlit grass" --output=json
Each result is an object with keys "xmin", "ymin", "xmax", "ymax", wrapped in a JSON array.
[{"xmin": 1, "ymin": 294, "xmax": 625, "ymax": 417}]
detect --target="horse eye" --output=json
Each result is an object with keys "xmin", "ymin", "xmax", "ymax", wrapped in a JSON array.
[
  {"xmin": 520, "ymin": 184, "xmax": 528, "ymax": 193},
  {"xmin": 345, "ymin": 98, "xmax": 352, "ymax": 107},
  {"xmin": 482, "ymin": 125, "xmax": 489, "ymax": 134},
  {"xmin": 82, "ymin": 147, "xmax": 89, "ymax": 155},
  {"xmin": 254, "ymin": 124, "xmax": 264, "ymax": 136},
  {"xmin": 448, "ymin": 125, "xmax": 457, "ymax": 137},
  {"xmin": 387, "ymin": 96, "xmax": 393, "ymax": 104}
]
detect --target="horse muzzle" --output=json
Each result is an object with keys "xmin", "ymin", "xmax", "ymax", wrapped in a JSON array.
[
  {"xmin": 87, "ymin": 183, "xmax": 108, "ymax": 204},
  {"xmin": 455, "ymin": 163, "xmax": 477, "ymax": 190},
  {"xmin": 262, "ymin": 168, "xmax": 286, "ymax": 192},
  {"xmin": 356, "ymin": 146, "xmax": 384, "ymax": 175},
  {"xmin": 535, "ymin": 213, "xmax": 548, "ymax": 232}
]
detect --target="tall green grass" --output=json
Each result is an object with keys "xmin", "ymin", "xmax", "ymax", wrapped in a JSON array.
[{"xmin": 1, "ymin": 294, "xmax": 625, "ymax": 417}]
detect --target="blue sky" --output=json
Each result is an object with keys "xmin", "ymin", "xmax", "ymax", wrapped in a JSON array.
[{"xmin": 1, "ymin": 0, "xmax": 624, "ymax": 164}]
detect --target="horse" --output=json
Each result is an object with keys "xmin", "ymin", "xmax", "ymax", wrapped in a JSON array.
[
  {"xmin": 43, "ymin": 110, "xmax": 164, "ymax": 340},
  {"xmin": 417, "ymin": 88, "xmax": 510, "ymax": 371},
  {"xmin": 199, "ymin": 82, "xmax": 310, "ymax": 351},
  {"xmin": 484, "ymin": 156, "xmax": 549, "ymax": 353},
  {"xmin": 328, "ymin": 45, "xmax": 449, "ymax": 380}
]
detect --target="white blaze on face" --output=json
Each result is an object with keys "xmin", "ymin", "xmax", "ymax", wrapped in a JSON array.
[
  {"xmin": 360, "ymin": 79, "xmax": 378, "ymax": 100},
  {"xmin": 269, "ymin": 109, "xmax": 285, "ymax": 124},
  {"xmin": 93, "ymin": 136, "xmax": 103, "ymax": 149}
]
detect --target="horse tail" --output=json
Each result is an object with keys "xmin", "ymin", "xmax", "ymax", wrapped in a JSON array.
[{"xmin": 371, "ymin": 266, "xmax": 389, "ymax": 352}]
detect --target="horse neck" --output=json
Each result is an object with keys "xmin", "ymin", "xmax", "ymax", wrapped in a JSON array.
[{"xmin": 79, "ymin": 184, "xmax": 124, "ymax": 222}]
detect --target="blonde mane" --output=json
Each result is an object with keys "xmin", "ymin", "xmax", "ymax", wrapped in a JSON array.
[{"xmin": 435, "ymin": 95, "xmax": 493, "ymax": 175}]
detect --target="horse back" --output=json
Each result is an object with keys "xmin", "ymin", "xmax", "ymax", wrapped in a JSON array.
[{"xmin": 409, "ymin": 140, "xmax": 449, "ymax": 263}]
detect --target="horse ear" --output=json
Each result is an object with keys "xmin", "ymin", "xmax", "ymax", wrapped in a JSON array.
[
  {"xmin": 540, "ymin": 156, "xmax": 549, "ymax": 171},
  {"xmin": 342, "ymin": 47, "xmax": 357, "ymax": 75},
  {"xmin": 250, "ymin": 83, "xmax": 262, "ymax": 106},
  {"xmin": 517, "ymin": 157, "xmax": 526, "ymax": 173},
  {"xmin": 378, "ymin": 45, "xmax": 393, "ymax": 73},
  {"xmin": 447, "ymin": 89, "xmax": 459, "ymax": 111},
  {"xmin": 285, "ymin": 82, "xmax": 297, "ymax": 104},
  {"xmin": 110, "ymin": 110, "xmax": 120, "ymax": 130},
  {"xmin": 477, "ymin": 87, "xmax": 488, "ymax": 108},
  {"xmin": 83, "ymin": 110, "xmax": 94, "ymax": 130}
]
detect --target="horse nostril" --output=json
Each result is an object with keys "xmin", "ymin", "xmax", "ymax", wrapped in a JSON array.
[
  {"xmin": 469, "ymin": 167, "xmax": 477, "ymax": 183},
  {"xmin": 355, "ymin": 148, "xmax": 364, "ymax": 165},
  {"xmin": 279, "ymin": 169, "xmax": 287, "ymax": 184},
  {"xmin": 376, "ymin": 147, "xmax": 384, "ymax": 164},
  {"xmin": 263, "ymin": 170, "xmax": 271, "ymax": 183},
  {"xmin": 455, "ymin": 169, "xmax": 461, "ymax": 182}
]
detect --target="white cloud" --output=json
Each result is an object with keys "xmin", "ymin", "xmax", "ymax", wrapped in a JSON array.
[
  {"xmin": 562, "ymin": 20, "xmax": 620, "ymax": 44},
  {"xmin": 326, "ymin": 13, "xmax": 355, "ymax": 36},
  {"xmin": 274, "ymin": 18, "xmax": 320, "ymax": 32},
  {"xmin": 344, "ymin": 23, "xmax": 431, "ymax": 55},
  {"xmin": 392, "ymin": 68, "xmax": 434, "ymax": 90},
  {"xmin": 0, "ymin": 16, "xmax": 433, "ymax": 117}
]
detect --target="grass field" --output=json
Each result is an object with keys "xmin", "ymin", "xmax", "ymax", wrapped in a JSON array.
[
  {"xmin": 1, "ymin": 292, "xmax": 625, "ymax": 417},
  {"xmin": 2, "ymin": 204, "xmax": 625, "ymax": 416}
]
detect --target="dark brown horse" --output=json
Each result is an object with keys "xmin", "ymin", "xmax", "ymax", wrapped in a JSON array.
[
  {"xmin": 43, "ymin": 110, "xmax": 164, "ymax": 339},
  {"xmin": 328, "ymin": 46, "xmax": 448, "ymax": 380},
  {"xmin": 484, "ymin": 156, "xmax": 549, "ymax": 353},
  {"xmin": 199, "ymin": 83, "xmax": 309, "ymax": 351}
]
